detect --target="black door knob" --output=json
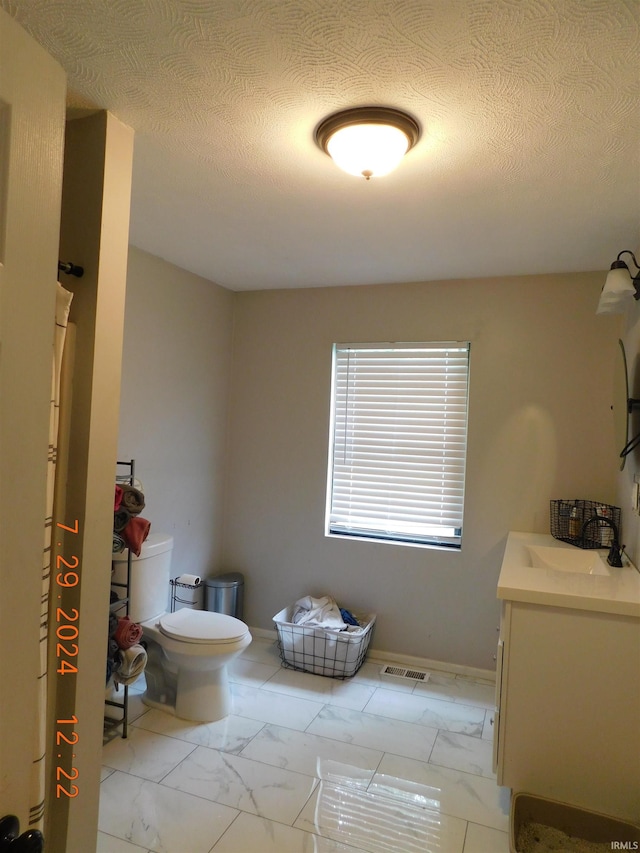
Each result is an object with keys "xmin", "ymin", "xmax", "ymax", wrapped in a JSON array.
[
  {"xmin": 0, "ymin": 815, "xmax": 19, "ymax": 851},
  {"xmin": 9, "ymin": 831, "xmax": 44, "ymax": 853},
  {"xmin": 0, "ymin": 819, "xmax": 44, "ymax": 853}
]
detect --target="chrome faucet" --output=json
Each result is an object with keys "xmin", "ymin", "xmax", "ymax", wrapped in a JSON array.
[{"xmin": 580, "ymin": 516, "xmax": 623, "ymax": 567}]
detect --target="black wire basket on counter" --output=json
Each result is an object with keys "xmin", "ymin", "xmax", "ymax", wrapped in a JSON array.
[{"xmin": 550, "ymin": 499, "xmax": 621, "ymax": 549}]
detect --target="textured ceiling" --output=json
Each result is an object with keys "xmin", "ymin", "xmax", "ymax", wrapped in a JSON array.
[{"xmin": 4, "ymin": 0, "xmax": 639, "ymax": 290}]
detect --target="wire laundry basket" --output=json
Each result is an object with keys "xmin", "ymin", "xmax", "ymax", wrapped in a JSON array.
[
  {"xmin": 273, "ymin": 606, "xmax": 376, "ymax": 679},
  {"xmin": 550, "ymin": 499, "xmax": 621, "ymax": 549}
]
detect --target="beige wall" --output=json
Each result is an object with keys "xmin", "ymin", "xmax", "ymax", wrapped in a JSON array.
[
  {"xmin": 117, "ymin": 259, "xmax": 631, "ymax": 672},
  {"xmin": 222, "ymin": 272, "xmax": 621, "ymax": 670},
  {"xmin": 118, "ymin": 246, "xmax": 235, "ymax": 578}
]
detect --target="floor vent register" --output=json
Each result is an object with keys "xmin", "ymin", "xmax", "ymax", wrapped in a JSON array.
[{"xmin": 380, "ymin": 664, "xmax": 430, "ymax": 683}]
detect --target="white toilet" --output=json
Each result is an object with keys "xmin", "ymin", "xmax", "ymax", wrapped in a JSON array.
[{"xmin": 112, "ymin": 533, "xmax": 251, "ymax": 722}]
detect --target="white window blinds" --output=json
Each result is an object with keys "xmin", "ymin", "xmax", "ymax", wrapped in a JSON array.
[{"xmin": 326, "ymin": 342, "xmax": 470, "ymax": 548}]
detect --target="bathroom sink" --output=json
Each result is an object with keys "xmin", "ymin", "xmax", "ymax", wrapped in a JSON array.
[{"xmin": 525, "ymin": 545, "xmax": 610, "ymax": 576}]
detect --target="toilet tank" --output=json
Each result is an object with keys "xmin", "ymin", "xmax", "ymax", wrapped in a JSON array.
[{"xmin": 112, "ymin": 533, "xmax": 173, "ymax": 623}]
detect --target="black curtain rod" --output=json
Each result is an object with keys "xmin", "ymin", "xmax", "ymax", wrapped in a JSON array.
[{"xmin": 58, "ymin": 260, "xmax": 84, "ymax": 278}]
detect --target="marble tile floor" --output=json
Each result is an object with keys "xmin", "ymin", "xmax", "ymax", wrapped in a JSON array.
[{"xmin": 99, "ymin": 637, "xmax": 511, "ymax": 853}]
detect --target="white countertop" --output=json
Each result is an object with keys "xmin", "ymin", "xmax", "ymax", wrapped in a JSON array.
[{"xmin": 497, "ymin": 531, "xmax": 640, "ymax": 618}]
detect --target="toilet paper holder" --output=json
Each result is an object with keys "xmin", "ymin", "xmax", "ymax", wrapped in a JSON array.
[{"xmin": 169, "ymin": 577, "xmax": 204, "ymax": 612}]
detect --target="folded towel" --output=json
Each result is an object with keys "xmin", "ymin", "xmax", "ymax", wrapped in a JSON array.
[
  {"xmin": 119, "ymin": 484, "xmax": 145, "ymax": 515},
  {"xmin": 108, "ymin": 638, "xmax": 119, "ymax": 658},
  {"xmin": 114, "ymin": 484, "xmax": 123, "ymax": 511},
  {"xmin": 113, "ymin": 644, "xmax": 147, "ymax": 685},
  {"xmin": 108, "ymin": 612, "xmax": 118, "ymax": 637},
  {"xmin": 112, "ymin": 532, "xmax": 125, "ymax": 554},
  {"xmin": 114, "ymin": 616, "xmax": 143, "ymax": 650},
  {"xmin": 113, "ymin": 507, "xmax": 131, "ymax": 532},
  {"xmin": 292, "ymin": 595, "xmax": 347, "ymax": 631},
  {"xmin": 121, "ymin": 516, "xmax": 151, "ymax": 557}
]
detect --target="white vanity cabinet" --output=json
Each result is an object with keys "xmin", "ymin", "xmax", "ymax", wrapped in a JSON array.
[{"xmin": 495, "ymin": 532, "xmax": 640, "ymax": 823}]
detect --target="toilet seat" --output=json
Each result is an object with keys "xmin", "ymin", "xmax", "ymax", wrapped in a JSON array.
[{"xmin": 159, "ymin": 609, "xmax": 249, "ymax": 645}]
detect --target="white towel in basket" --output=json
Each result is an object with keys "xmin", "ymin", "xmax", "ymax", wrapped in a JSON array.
[{"xmin": 291, "ymin": 595, "xmax": 346, "ymax": 631}]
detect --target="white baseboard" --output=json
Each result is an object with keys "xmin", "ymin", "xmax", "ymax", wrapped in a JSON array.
[
  {"xmin": 249, "ymin": 625, "xmax": 496, "ymax": 683},
  {"xmin": 366, "ymin": 645, "xmax": 495, "ymax": 682}
]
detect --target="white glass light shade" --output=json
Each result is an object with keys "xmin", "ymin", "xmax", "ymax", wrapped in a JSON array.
[
  {"xmin": 597, "ymin": 297, "xmax": 628, "ymax": 315},
  {"xmin": 315, "ymin": 107, "xmax": 420, "ymax": 179},
  {"xmin": 596, "ymin": 267, "xmax": 636, "ymax": 315},
  {"xmin": 605, "ymin": 267, "xmax": 635, "ymax": 295},
  {"xmin": 326, "ymin": 123, "xmax": 410, "ymax": 178}
]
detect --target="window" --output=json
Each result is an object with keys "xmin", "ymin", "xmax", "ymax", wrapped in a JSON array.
[{"xmin": 326, "ymin": 342, "xmax": 470, "ymax": 548}]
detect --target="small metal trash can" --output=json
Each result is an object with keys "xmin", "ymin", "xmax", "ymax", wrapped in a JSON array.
[{"xmin": 205, "ymin": 572, "xmax": 244, "ymax": 619}]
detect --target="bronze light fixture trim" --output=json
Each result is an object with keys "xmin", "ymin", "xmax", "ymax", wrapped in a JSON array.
[{"xmin": 315, "ymin": 106, "xmax": 421, "ymax": 179}]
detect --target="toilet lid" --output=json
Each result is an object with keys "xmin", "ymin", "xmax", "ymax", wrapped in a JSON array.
[{"xmin": 159, "ymin": 609, "xmax": 249, "ymax": 644}]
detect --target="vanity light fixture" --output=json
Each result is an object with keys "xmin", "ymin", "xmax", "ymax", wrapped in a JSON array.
[
  {"xmin": 315, "ymin": 106, "xmax": 420, "ymax": 180},
  {"xmin": 597, "ymin": 250, "xmax": 640, "ymax": 314}
]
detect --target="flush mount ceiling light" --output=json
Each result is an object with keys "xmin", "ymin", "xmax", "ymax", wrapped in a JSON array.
[
  {"xmin": 597, "ymin": 250, "xmax": 640, "ymax": 314},
  {"xmin": 315, "ymin": 107, "xmax": 420, "ymax": 180}
]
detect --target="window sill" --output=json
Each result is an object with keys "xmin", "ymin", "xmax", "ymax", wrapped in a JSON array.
[{"xmin": 325, "ymin": 531, "xmax": 462, "ymax": 552}]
